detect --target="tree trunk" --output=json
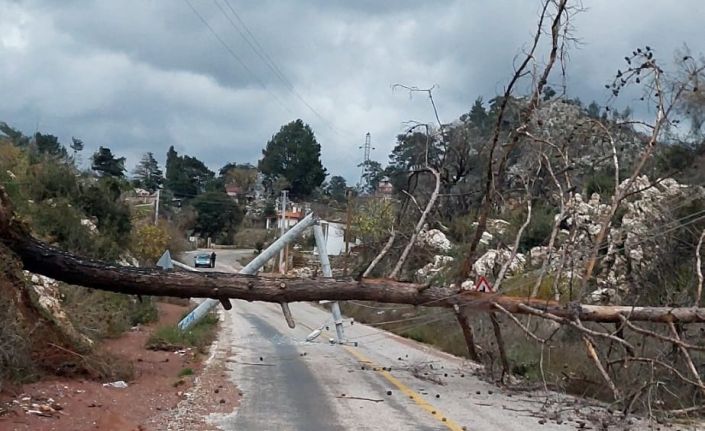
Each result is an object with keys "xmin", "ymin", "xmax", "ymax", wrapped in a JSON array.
[
  {"xmin": 490, "ymin": 312, "xmax": 510, "ymax": 381},
  {"xmin": 455, "ymin": 309, "xmax": 480, "ymax": 361},
  {"xmin": 1, "ymin": 189, "xmax": 705, "ymax": 324}
]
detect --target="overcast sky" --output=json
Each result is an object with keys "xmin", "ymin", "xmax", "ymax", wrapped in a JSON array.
[{"xmin": 1, "ymin": 0, "xmax": 703, "ymax": 183}]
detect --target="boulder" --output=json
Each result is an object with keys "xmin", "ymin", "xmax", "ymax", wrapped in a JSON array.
[
  {"xmin": 473, "ymin": 249, "xmax": 525, "ymax": 278},
  {"xmin": 416, "ymin": 255, "xmax": 454, "ymax": 283},
  {"xmin": 26, "ymin": 272, "xmax": 94, "ymax": 347},
  {"xmin": 416, "ymin": 228, "xmax": 452, "ymax": 252}
]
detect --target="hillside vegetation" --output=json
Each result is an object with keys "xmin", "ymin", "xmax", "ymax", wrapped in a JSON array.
[{"xmin": 0, "ymin": 126, "xmax": 164, "ymax": 389}]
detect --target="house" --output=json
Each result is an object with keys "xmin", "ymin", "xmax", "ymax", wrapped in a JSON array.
[
  {"xmin": 126, "ymin": 188, "xmax": 157, "ymax": 205},
  {"xmin": 225, "ymin": 184, "xmax": 243, "ymax": 201},
  {"xmin": 134, "ymin": 188, "xmax": 151, "ymax": 198},
  {"xmin": 376, "ymin": 177, "xmax": 393, "ymax": 198},
  {"xmin": 265, "ymin": 204, "xmax": 305, "ymax": 230},
  {"xmin": 313, "ymin": 219, "xmax": 360, "ymax": 256}
]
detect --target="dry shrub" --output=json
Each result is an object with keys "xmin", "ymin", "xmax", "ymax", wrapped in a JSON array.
[
  {"xmin": 0, "ymin": 295, "xmax": 35, "ymax": 389},
  {"xmin": 59, "ymin": 285, "xmax": 158, "ymax": 340}
]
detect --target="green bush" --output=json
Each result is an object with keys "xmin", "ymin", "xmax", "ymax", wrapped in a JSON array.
[
  {"xmin": 585, "ymin": 170, "xmax": 616, "ymax": 197},
  {"xmin": 233, "ymin": 228, "xmax": 270, "ymax": 248},
  {"xmin": 520, "ymin": 203, "xmax": 555, "ymax": 252},
  {"xmin": 78, "ymin": 178, "xmax": 132, "ymax": 249},
  {"xmin": 146, "ymin": 311, "xmax": 218, "ymax": 353},
  {"xmin": 178, "ymin": 367, "xmax": 194, "ymax": 377},
  {"xmin": 505, "ymin": 202, "xmax": 556, "ymax": 252}
]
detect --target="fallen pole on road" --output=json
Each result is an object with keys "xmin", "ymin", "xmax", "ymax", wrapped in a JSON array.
[
  {"xmin": 313, "ymin": 223, "xmax": 345, "ymax": 343},
  {"xmin": 177, "ymin": 212, "xmax": 318, "ymax": 331}
]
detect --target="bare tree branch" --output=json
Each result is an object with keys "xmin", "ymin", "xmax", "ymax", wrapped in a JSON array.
[
  {"xmin": 668, "ymin": 321, "xmax": 705, "ymax": 398},
  {"xmin": 696, "ymin": 228, "xmax": 705, "ymax": 306},
  {"xmin": 390, "ymin": 165, "xmax": 441, "ymax": 280},
  {"xmin": 362, "ymin": 229, "xmax": 396, "ymax": 278},
  {"xmin": 583, "ymin": 335, "xmax": 621, "ymax": 400}
]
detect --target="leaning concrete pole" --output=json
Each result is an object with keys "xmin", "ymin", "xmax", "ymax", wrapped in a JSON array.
[
  {"xmin": 178, "ymin": 212, "xmax": 317, "ymax": 331},
  {"xmin": 313, "ymin": 223, "xmax": 345, "ymax": 343}
]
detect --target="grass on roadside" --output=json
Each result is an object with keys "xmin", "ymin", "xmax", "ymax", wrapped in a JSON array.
[
  {"xmin": 146, "ymin": 311, "xmax": 219, "ymax": 354},
  {"xmin": 178, "ymin": 367, "xmax": 194, "ymax": 377},
  {"xmin": 60, "ymin": 286, "xmax": 159, "ymax": 340}
]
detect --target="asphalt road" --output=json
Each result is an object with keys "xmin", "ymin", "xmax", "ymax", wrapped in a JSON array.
[{"xmin": 179, "ymin": 249, "xmax": 605, "ymax": 431}]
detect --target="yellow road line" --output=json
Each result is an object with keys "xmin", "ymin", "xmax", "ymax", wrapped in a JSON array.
[{"xmin": 343, "ymin": 345, "xmax": 465, "ymax": 431}]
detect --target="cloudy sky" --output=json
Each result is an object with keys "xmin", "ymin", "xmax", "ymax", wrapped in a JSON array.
[{"xmin": 1, "ymin": 0, "xmax": 703, "ymax": 182}]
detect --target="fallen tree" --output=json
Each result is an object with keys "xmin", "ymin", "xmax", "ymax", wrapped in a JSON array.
[{"xmin": 0, "ymin": 189, "xmax": 703, "ymax": 324}]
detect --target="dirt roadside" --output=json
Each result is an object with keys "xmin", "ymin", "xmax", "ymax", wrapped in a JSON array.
[{"xmin": 0, "ymin": 302, "xmax": 239, "ymax": 431}]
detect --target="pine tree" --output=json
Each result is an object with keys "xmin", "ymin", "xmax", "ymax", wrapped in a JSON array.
[
  {"xmin": 91, "ymin": 146, "xmax": 125, "ymax": 177},
  {"xmin": 133, "ymin": 152, "xmax": 163, "ymax": 192},
  {"xmin": 258, "ymin": 119, "xmax": 327, "ymax": 199},
  {"xmin": 164, "ymin": 146, "xmax": 213, "ymax": 198}
]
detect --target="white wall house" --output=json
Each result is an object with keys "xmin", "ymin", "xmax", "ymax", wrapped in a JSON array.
[{"xmin": 314, "ymin": 220, "xmax": 355, "ymax": 256}]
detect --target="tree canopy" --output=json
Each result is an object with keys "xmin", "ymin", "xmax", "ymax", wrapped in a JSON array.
[
  {"xmin": 359, "ymin": 160, "xmax": 384, "ymax": 194},
  {"xmin": 133, "ymin": 152, "xmax": 163, "ymax": 192},
  {"xmin": 31, "ymin": 133, "xmax": 68, "ymax": 159},
  {"xmin": 191, "ymin": 191, "xmax": 243, "ymax": 241},
  {"xmin": 220, "ymin": 162, "xmax": 258, "ymax": 195},
  {"xmin": 91, "ymin": 146, "xmax": 125, "ymax": 177},
  {"xmin": 165, "ymin": 146, "xmax": 214, "ymax": 198},
  {"xmin": 258, "ymin": 119, "xmax": 326, "ymax": 199},
  {"xmin": 326, "ymin": 175, "xmax": 347, "ymax": 203}
]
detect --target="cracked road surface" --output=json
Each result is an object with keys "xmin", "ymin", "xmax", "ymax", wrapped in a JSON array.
[{"xmin": 181, "ymin": 250, "xmax": 597, "ymax": 430}]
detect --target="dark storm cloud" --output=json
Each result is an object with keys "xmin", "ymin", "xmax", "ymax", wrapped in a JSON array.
[{"xmin": 1, "ymin": 0, "xmax": 703, "ymax": 182}]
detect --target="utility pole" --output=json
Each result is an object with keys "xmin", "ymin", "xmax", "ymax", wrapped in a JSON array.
[
  {"xmin": 177, "ymin": 213, "xmax": 317, "ymax": 331},
  {"xmin": 154, "ymin": 188, "xmax": 161, "ymax": 225},
  {"xmin": 313, "ymin": 224, "xmax": 344, "ymax": 343},
  {"xmin": 278, "ymin": 190, "xmax": 288, "ymax": 273},
  {"xmin": 358, "ymin": 132, "xmax": 374, "ymax": 189},
  {"xmin": 343, "ymin": 188, "xmax": 352, "ymax": 276}
]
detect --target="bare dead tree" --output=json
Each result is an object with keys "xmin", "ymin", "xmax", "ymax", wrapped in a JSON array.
[
  {"xmin": 581, "ymin": 53, "xmax": 705, "ymax": 294},
  {"xmin": 390, "ymin": 164, "xmax": 441, "ymax": 280},
  {"xmin": 458, "ymin": 0, "xmax": 570, "ymax": 279}
]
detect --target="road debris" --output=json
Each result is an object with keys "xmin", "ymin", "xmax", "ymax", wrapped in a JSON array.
[
  {"xmin": 102, "ymin": 380, "xmax": 128, "ymax": 389},
  {"xmin": 336, "ymin": 395, "xmax": 384, "ymax": 403},
  {"xmin": 5, "ymin": 394, "xmax": 64, "ymax": 418}
]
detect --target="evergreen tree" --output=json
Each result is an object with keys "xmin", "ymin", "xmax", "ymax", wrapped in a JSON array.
[
  {"xmin": 191, "ymin": 191, "xmax": 243, "ymax": 240},
  {"xmin": 258, "ymin": 119, "xmax": 327, "ymax": 199},
  {"xmin": 326, "ymin": 175, "xmax": 347, "ymax": 203},
  {"xmin": 70, "ymin": 137, "xmax": 84, "ymax": 154},
  {"xmin": 587, "ymin": 101, "xmax": 601, "ymax": 119},
  {"xmin": 359, "ymin": 160, "xmax": 384, "ymax": 194},
  {"xmin": 467, "ymin": 97, "xmax": 489, "ymax": 131},
  {"xmin": 70, "ymin": 137, "xmax": 84, "ymax": 165},
  {"xmin": 133, "ymin": 152, "xmax": 163, "ymax": 192},
  {"xmin": 219, "ymin": 162, "xmax": 258, "ymax": 195},
  {"xmin": 33, "ymin": 133, "xmax": 68, "ymax": 158},
  {"xmin": 91, "ymin": 146, "xmax": 125, "ymax": 177},
  {"xmin": 164, "ymin": 146, "xmax": 214, "ymax": 198}
]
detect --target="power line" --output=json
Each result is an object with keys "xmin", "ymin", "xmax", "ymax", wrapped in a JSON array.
[
  {"xmin": 215, "ymin": 0, "xmax": 292, "ymax": 90},
  {"xmin": 182, "ymin": 0, "xmax": 295, "ymax": 117},
  {"xmin": 215, "ymin": 0, "xmax": 349, "ymax": 137}
]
